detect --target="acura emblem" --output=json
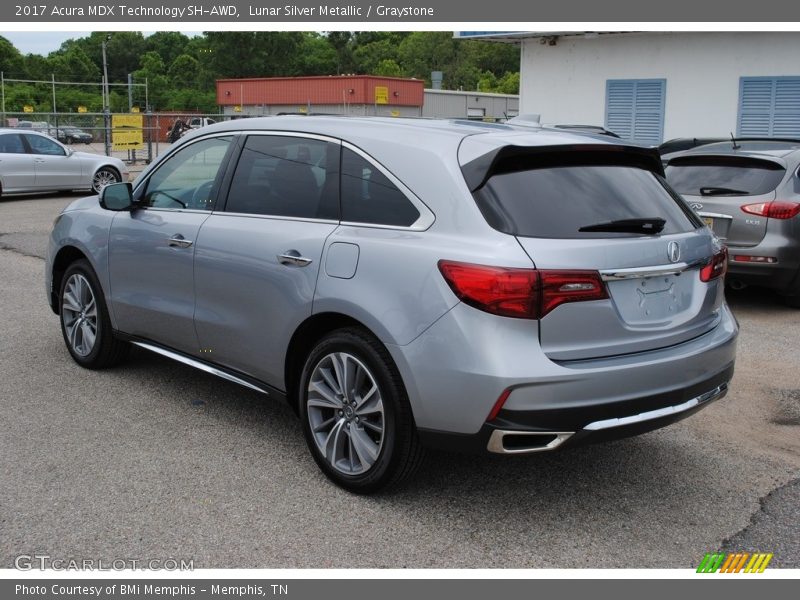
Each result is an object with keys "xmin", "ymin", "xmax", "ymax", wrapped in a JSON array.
[
  {"xmin": 690, "ymin": 202, "xmax": 703, "ymax": 211},
  {"xmin": 667, "ymin": 241, "xmax": 681, "ymax": 263}
]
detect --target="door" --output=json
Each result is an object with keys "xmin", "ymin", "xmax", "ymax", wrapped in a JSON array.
[
  {"xmin": 23, "ymin": 133, "xmax": 84, "ymax": 189},
  {"xmin": 108, "ymin": 135, "xmax": 234, "ymax": 354},
  {"xmin": 0, "ymin": 133, "xmax": 36, "ymax": 192},
  {"xmin": 193, "ymin": 133, "xmax": 341, "ymax": 388}
]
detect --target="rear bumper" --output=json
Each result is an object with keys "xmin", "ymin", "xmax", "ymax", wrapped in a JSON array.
[
  {"xmin": 725, "ymin": 227, "xmax": 800, "ymax": 294},
  {"xmin": 419, "ymin": 369, "xmax": 732, "ymax": 454},
  {"xmin": 389, "ymin": 300, "xmax": 738, "ymax": 449}
]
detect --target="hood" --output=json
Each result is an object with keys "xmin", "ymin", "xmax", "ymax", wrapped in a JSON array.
[{"xmin": 62, "ymin": 195, "xmax": 99, "ymax": 212}]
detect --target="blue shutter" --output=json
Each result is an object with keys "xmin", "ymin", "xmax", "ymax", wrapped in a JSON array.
[
  {"xmin": 738, "ymin": 77, "xmax": 800, "ymax": 137},
  {"xmin": 605, "ymin": 79, "xmax": 665, "ymax": 145}
]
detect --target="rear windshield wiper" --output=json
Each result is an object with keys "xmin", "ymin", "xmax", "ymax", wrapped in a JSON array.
[
  {"xmin": 578, "ymin": 217, "xmax": 666, "ymax": 234},
  {"xmin": 699, "ymin": 186, "xmax": 750, "ymax": 196}
]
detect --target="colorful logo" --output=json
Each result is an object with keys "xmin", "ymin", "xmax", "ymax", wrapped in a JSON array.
[{"xmin": 697, "ymin": 552, "xmax": 773, "ymax": 573}]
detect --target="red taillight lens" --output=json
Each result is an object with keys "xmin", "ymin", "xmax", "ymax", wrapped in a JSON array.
[
  {"xmin": 539, "ymin": 270, "xmax": 609, "ymax": 317},
  {"xmin": 700, "ymin": 247, "xmax": 728, "ymax": 282},
  {"xmin": 741, "ymin": 201, "xmax": 800, "ymax": 220},
  {"xmin": 437, "ymin": 260, "xmax": 608, "ymax": 319}
]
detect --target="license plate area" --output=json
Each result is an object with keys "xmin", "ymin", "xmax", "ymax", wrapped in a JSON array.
[{"xmin": 607, "ymin": 272, "xmax": 696, "ymax": 326}]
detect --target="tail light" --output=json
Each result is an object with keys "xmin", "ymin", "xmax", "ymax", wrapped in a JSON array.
[
  {"xmin": 437, "ymin": 260, "xmax": 608, "ymax": 319},
  {"xmin": 700, "ymin": 247, "xmax": 728, "ymax": 282},
  {"xmin": 741, "ymin": 201, "xmax": 800, "ymax": 220}
]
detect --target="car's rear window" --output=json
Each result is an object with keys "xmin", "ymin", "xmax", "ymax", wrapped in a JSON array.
[
  {"xmin": 473, "ymin": 164, "xmax": 700, "ymax": 239},
  {"xmin": 665, "ymin": 157, "xmax": 786, "ymax": 196}
]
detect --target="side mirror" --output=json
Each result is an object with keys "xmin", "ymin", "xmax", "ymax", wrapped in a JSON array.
[{"xmin": 99, "ymin": 182, "xmax": 133, "ymax": 211}]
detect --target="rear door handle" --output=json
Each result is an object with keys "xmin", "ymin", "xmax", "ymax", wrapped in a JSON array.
[
  {"xmin": 278, "ymin": 250, "xmax": 313, "ymax": 267},
  {"xmin": 168, "ymin": 234, "xmax": 193, "ymax": 248}
]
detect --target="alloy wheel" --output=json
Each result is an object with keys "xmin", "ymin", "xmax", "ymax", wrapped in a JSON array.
[
  {"xmin": 61, "ymin": 273, "xmax": 98, "ymax": 357},
  {"xmin": 306, "ymin": 352, "xmax": 385, "ymax": 475},
  {"xmin": 92, "ymin": 169, "xmax": 118, "ymax": 193}
]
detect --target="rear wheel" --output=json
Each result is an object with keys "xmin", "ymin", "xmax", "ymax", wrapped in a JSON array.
[
  {"xmin": 299, "ymin": 328, "xmax": 424, "ymax": 493},
  {"xmin": 59, "ymin": 260, "xmax": 129, "ymax": 368},
  {"xmin": 65, "ymin": 136, "xmax": 74, "ymax": 144},
  {"xmin": 91, "ymin": 167, "xmax": 120, "ymax": 194}
]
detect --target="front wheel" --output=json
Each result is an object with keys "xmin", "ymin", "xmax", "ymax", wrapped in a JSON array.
[
  {"xmin": 299, "ymin": 328, "xmax": 424, "ymax": 493},
  {"xmin": 91, "ymin": 167, "xmax": 120, "ymax": 194},
  {"xmin": 59, "ymin": 260, "xmax": 129, "ymax": 369}
]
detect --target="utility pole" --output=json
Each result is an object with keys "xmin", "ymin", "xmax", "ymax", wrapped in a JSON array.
[{"xmin": 102, "ymin": 36, "xmax": 111, "ymax": 156}]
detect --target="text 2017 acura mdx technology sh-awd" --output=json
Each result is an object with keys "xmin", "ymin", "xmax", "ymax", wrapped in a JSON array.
[{"xmin": 46, "ymin": 117, "xmax": 738, "ymax": 492}]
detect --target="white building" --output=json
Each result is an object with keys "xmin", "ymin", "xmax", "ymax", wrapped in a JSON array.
[{"xmin": 457, "ymin": 31, "xmax": 800, "ymax": 145}]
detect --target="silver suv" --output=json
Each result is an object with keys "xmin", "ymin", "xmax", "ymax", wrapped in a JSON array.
[
  {"xmin": 665, "ymin": 140, "xmax": 800, "ymax": 306},
  {"xmin": 46, "ymin": 117, "xmax": 738, "ymax": 492}
]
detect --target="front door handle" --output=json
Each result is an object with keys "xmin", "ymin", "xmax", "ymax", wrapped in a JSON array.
[
  {"xmin": 168, "ymin": 234, "xmax": 193, "ymax": 248},
  {"xmin": 278, "ymin": 250, "xmax": 313, "ymax": 267}
]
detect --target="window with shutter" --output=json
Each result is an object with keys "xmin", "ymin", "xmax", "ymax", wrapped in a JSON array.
[
  {"xmin": 605, "ymin": 79, "xmax": 666, "ymax": 146},
  {"xmin": 738, "ymin": 77, "xmax": 800, "ymax": 137}
]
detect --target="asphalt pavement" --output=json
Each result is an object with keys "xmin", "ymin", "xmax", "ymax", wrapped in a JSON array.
[{"xmin": 1, "ymin": 194, "xmax": 798, "ymax": 569}]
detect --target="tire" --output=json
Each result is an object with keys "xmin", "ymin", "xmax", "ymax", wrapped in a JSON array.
[
  {"xmin": 65, "ymin": 136, "xmax": 74, "ymax": 145},
  {"xmin": 91, "ymin": 167, "xmax": 121, "ymax": 194},
  {"xmin": 299, "ymin": 327, "xmax": 424, "ymax": 494},
  {"xmin": 59, "ymin": 259, "xmax": 129, "ymax": 369}
]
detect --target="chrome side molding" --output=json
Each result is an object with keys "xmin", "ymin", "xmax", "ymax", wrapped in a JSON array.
[
  {"xmin": 132, "ymin": 342, "xmax": 270, "ymax": 396},
  {"xmin": 583, "ymin": 383, "xmax": 727, "ymax": 431}
]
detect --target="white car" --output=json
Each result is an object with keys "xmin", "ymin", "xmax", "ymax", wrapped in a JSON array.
[{"xmin": 0, "ymin": 129, "xmax": 128, "ymax": 197}]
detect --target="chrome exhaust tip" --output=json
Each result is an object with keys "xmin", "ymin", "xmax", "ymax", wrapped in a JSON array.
[{"xmin": 487, "ymin": 430, "xmax": 574, "ymax": 454}]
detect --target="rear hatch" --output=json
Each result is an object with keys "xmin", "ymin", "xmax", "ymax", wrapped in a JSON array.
[
  {"xmin": 664, "ymin": 155, "xmax": 786, "ymax": 246},
  {"xmin": 459, "ymin": 139, "xmax": 725, "ymax": 361}
]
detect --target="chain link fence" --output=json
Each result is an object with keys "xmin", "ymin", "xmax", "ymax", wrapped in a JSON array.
[{"xmin": 1, "ymin": 111, "xmax": 239, "ymax": 165}]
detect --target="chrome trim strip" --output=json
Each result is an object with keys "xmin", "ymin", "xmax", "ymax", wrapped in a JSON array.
[
  {"xmin": 487, "ymin": 430, "xmax": 574, "ymax": 455},
  {"xmin": 583, "ymin": 383, "xmax": 727, "ymax": 431},
  {"xmin": 599, "ymin": 260, "xmax": 703, "ymax": 281},
  {"xmin": 698, "ymin": 211, "xmax": 733, "ymax": 220},
  {"xmin": 132, "ymin": 342, "xmax": 270, "ymax": 396}
]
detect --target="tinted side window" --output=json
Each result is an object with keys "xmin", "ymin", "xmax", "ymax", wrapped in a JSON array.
[
  {"xmin": 0, "ymin": 134, "xmax": 25, "ymax": 154},
  {"xmin": 665, "ymin": 158, "xmax": 786, "ymax": 196},
  {"xmin": 26, "ymin": 135, "xmax": 65, "ymax": 156},
  {"xmin": 142, "ymin": 136, "xmax": 232, "ymax": 210},
  {"xmin": 226, "ymin": 135, "xmax": 339, "ymax": 220},
  {"xmin": 474, "ymin": 165, "xmax": 698, "ymax": 239},
  {"xmin": 341, "ymin": 148, "xmax": 420, "ymax": 227}
]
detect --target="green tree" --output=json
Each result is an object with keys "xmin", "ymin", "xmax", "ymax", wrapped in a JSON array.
[
  {"xmin": 167, "ymin": 54, "xmax": 200, "ymax": 89},
  {"xmin": 145, "ymin": 32, "xmax": 190, "ymax": 69},
  {"xmin": 374, "ymin": 59, "xmax": 403, "ymax": 78},
  {"xmin": 134, "ymin": 51, "xmax": 168, "ymax": 110},
  {"xmin": 0, "ymin": 35, "xmax": 23, "ymax": 77},
  {"xmin": 296, "ymin": 33, "xmax": 338, "ymax": 75}
]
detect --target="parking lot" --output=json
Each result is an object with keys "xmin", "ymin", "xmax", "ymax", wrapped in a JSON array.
[{"xmin": 1, "ymin": 193, "xmax": 799, "ymax": 568}]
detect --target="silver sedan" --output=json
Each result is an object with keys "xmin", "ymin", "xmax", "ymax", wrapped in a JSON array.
[{"xmin": 0, "ymin": 128, "xmax": 128, "ymax": 197}]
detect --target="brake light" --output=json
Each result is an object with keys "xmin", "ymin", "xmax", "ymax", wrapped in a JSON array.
[
  {"xmin": 437, "ymin": 260, "xmax": 608, "ymax": 319},
  {"xmin": 741, "ymin": 201, "xmax": 800, "ymax": 219},
  {"xmin": 700, "ymin": 247, "xmax": 728, "ymax": 282}
]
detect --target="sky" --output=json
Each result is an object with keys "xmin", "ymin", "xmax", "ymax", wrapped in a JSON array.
[{"xmin": 2, "ymin": 31, "xmax": 201, "ymax": 55}]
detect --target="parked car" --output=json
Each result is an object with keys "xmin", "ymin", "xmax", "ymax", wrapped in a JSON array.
[
  {"xmin": 0, "ymin": 129, "xmax": 127, "ymax": 197},
  {"xmin": 56, "ymin": 126, "xmax": 93, "ymax": 145},
  {"xmin": 45, "ymin": 117, "xmax": 738, "ymax": 492},
  {"xmin": 665, "ymin": 139, "xmax": 800, "ymax": 306}
]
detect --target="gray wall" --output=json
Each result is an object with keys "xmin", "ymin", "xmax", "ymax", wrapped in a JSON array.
[{"xmin": 422, "ymin": 90, "xmax": 519, "ymax": 120}]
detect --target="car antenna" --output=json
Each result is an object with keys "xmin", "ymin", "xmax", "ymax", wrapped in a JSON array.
[{"xmin": 730, "ymin": 132, "xmax": 741, "ymax": 150}]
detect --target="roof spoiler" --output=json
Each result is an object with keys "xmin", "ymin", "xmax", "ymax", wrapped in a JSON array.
[{"xmin": 460, "ymin": 143, "xmax": 665, "ymax": 192}]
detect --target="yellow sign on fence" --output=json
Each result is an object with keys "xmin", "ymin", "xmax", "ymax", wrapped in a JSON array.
[
  {"xmin": 23, "ymin": 105, "xmax": 34, "ymax": 113},
  {"xmin": 374, "ymin": 86, "xmax": 389, "ymax": 105},
  {"xmin": 77, "ymin": 106, "xmax": 88, "ymax": 113},
  {"xmin": 111, "ymin": 114, "xmax": 144, "ymax": 150}
]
